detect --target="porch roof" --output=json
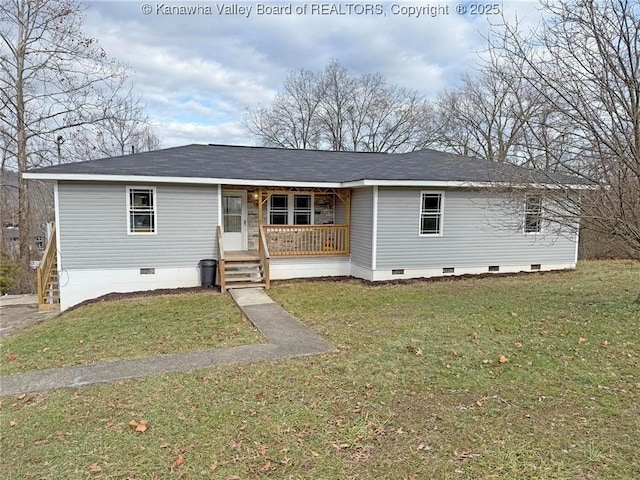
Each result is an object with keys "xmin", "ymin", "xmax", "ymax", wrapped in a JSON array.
[{"xmin": 24, "ymin": 143, "xmax": 591, "ymax": 188}]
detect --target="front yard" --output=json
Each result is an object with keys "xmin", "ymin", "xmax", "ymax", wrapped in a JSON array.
[
  {"xmin": 1, "ymin": 260, "xmax": 638, "ymax": 479},
  {"xmin": 0, "ymin": 292, "xmax": 263, "ymax": 375}
]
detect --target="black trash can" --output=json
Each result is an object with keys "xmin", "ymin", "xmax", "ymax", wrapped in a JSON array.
[{"xmin": 198, "ymin": 259, "xmax": 217, "ymax": 288}]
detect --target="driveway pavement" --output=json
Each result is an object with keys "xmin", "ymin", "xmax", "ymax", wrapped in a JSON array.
[
  {"xmin": 0, "ymin": 288, "xmax": 337, "ymax": 396},
  {"xmin": 0, "ymin": 294, "xmax": 58, "ymax": 338}
]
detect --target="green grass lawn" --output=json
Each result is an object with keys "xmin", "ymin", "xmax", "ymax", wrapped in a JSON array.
[
  {"xmin": 0, "ymin": 291, "xmax": 264, "ymax": 375},
  {"xmin": 1, "ymin": 260, "xmax": 638, "ymax": 479}
]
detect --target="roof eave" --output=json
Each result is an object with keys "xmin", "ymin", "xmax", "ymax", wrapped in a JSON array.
[
  {"xmin": 21, "ymin": 172, "xmax": 345, "ymax": 188},
  {"xmin": 22, "ymin": 172, "xmax": 595, "ymax": 190},
  {"xmin": 343, "ymin": 179, "xmax": 595, "ymax": 190}
]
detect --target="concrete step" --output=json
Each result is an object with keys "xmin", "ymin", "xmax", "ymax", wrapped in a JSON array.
[{"xmin": 226, "ymin": 282, "xmax": 266, "ymax": 290}]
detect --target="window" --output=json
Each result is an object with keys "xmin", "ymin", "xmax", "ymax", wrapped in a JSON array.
[
  {"xmin": 222, "ymin": 195, "xmax": 243, "ymax": 233},
  {"xmin": 419, "ymin": 192, "xmax": 443, "ymax": 236},
  {"xmin": 524, "ymin": 195, "xmax": 542, "ymax": 234},
  {"xmin": 294, "ymin": 194, "xmax": 311, "ymax": 225},
  {"xmin": 268, "ymin": 193, "xmax": 313, "ymax": 225},
  {"xmin": 35, "ymin": 236, "xmax": 45, "ymax": 251},
  {"xmin": 269, "ymin": 194, "xmax": 288, "ymax": 225},
  {"xmin": 128, "ymin": 187, "xmax": 156, "ymax": 234}
]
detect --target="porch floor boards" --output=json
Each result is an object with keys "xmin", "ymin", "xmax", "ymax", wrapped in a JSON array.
[{"xmin": 224, "ymin": 250, "xmax": 260, "ymax": 262}]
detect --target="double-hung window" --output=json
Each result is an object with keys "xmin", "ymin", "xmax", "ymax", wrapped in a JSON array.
[
  {"xmin": 127, "ymin": 187, "xmax": 156, "ymax": 234},
  {"xmin": 269, "ymin": 194, "xmax": 289, "ymax": 225},
  {"xmin": 293, "ymin": 194, "xmax": 312, "ymax": 225},
  {"xmin": 268, "ymin": 193, "xmax": 313, "ymax": 225},
  {"xmin": 524, "ymin": 194, "xmax": 542, "ymax": 234},
  {"xmin": 419, "ymin": 192, "xmax": 443, "ymax": 236}
]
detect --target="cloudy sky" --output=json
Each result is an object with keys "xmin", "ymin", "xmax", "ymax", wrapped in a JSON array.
[{"xmin": 83, "ymin": 1, "xmax": 541, "ymax": 148}]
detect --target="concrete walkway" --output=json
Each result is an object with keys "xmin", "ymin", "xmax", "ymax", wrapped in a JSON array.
[{"xmin": 0, "ymin": 289, "xmax": 337, "ymax": 396}]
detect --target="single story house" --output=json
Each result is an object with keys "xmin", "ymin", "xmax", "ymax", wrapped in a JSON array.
[{"xmin": 24, "ymin": 144, "xmax": 586, "ymax": 311}]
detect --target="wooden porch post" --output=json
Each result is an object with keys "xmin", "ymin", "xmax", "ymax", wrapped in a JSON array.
[
  {"xmin": 258, "ymin": 187, "xmax": 263, "ymax": 228},
  {"xmin": 345, "ymin": 189, "xmax": 351, "ymax": 254}
]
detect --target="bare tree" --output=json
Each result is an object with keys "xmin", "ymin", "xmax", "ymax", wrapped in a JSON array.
[
  {"xmin": 245, "ymin": 60, "xmax": 434, "ymax": 153},
  {"xmin": 484, "ymin": 0, "xmax": 639, "ymax": 264},
  {"xmin": 244, "ymin": 69, "xmax": 322, "ymax": 149},
  {"xmin": 0, "ymin": 0, "xmax": 132, "ymax": 266},
  {"xmin": 70, "ymin": 88, "xmax": 161, "ymax": 160},
  {"xmin": 433, "ymin": 66, "xmax": 541, "ymax": 164}
]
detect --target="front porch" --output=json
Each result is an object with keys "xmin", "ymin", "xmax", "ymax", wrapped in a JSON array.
[{"xmin": 217, "ymin": 187, "xmax": 351, "ymax": 290}]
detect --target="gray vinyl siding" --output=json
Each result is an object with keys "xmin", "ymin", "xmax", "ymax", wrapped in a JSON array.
[
  {"xmin": 375, "ymin": 188, "xmax": 577, "ymax": 269},
  {"xmin": 350, "ymin": 187, "xmax": 374, "ymax": 268},
  {"xmin": 58, "ymin": 182, "xmax": 218, "ymax": 269}
]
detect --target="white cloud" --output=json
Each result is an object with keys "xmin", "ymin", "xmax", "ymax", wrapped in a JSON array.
[{"xmin": 82, "ymin": 0, "xmax": 541, "ymax": 149}]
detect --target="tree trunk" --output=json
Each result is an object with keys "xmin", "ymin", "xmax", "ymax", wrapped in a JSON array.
[{"xmin": 16, "ymin": 4, "xmax": 30, "ymax": 268}]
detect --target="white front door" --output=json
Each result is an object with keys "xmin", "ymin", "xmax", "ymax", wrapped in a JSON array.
[{"xmin": 222, "ymin": 190, "xmax": 247, "ymax": 251}]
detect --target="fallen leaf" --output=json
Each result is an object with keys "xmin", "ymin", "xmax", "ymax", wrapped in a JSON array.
[
  {"xmin": 210, "ymin": 460, "xmax": 218, "ymax": 471},
  {"xmin": 129, "ymin": 419, "xmax": 149, "ymax": 433},
  {"xmin": 454, "ymin": 450, "xmax": 479, "ymax": 461},
  {"xmin": 170, "ymin": 454, "xmax": 184, "ymax": 471},
  {"xmin": 450, "ymin": 350, "xmax": 458, "ymax": 356},
  {"xmin": 5, "ymin": 353, "xmax": 18, "ymax": 362},
  {"xmin": 514, "ymin": 342, "xmax": 522, "ymax": 349},
  {"xmin": 578, "ymin": 337, "xmax": 587, "ymax": 344},
  {"xmin": 510, "ymin": 312, "xmax": 518, "ymax": 317},
  {"xmin": 600, "ymin": 340, "xmax": 609, "ymax": 348},
  {"xmin": 332, "ymin": 442, "xmax": 350, "ymax": 451},
  {"xmin": 88, "ymin": 463, "xmax": 102, "ymax": 473},
  {"xmin": 9, "ymin": 419, "xmax": 18, "ymax": 427},
  {"xmin": 498, "ymin": 355, "xmax": 509, "ymax": 363},
  {"xmin": 374, "ymin": 425, "xmax": 387, "ymax": 435},
  {"xmin": 476, "ymin": 400, "xmax": 483, "ymax": 407},
  {"xmin": 407, "ymin": 345, "xmax": 422, "ymax": 356}
]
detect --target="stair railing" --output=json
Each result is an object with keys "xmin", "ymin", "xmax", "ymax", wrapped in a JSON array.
[
  {"xmin": 216, "ymin": 225, "xmax": 226, "ymax": 291},
  {"xmin": 258, "ymin": 225, "xmax": 271, "ymax": 289},
  {"xmin": 37, "ymin": 223, "xmax": 58, "ymax": 310}
]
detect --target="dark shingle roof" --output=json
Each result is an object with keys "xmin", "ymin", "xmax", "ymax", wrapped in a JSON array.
[{"xmin": 25, "ymin": 144, "xmax": 583, "ymax": 186}]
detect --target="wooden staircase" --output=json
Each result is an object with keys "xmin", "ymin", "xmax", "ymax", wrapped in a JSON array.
[
  {"xmin": 37, "ymin": 224, "xmax": 60, "ymax": 311},
  {"xmin": 217, "ymin": 226, "xmax": 270, "ymax": 292},
  {"xmin": 222, "ymin": 252, "xmax": 266, "ymax": 289}
]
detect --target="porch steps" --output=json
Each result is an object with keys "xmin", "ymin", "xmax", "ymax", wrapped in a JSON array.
[{"xmin": 223, "ymin": 255, "xmax": 266, "ymax": 290}]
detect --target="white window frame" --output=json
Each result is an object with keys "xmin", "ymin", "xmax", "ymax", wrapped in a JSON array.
[
  {"xmin": 127, "ymin": 186, "xmax": 157, "ymax": 235},
  {"xmin": 524, "ymin": 194, "xmax": 543, "ymax": 235},
  {"xmin": 418, "ymin": 191, "xmax": 444, "ymax": 237},
  {"xmin": 268, "ymin": 193, "xmax": 315, "ymax": 225}
]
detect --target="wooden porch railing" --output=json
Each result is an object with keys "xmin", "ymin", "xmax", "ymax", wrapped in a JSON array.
[
  {"xmin": 216, "ymin": 225, "xmax": 226, "ymax": 291},
  {"xmin": 37, "ymin": 223, "xmax": 60, "ymax": 311},
  {"xmin": 262, "ymin": 225, "xmax": 349, "ymax": 257},
  {"xmin": 258, "ymin": 225, "xmax": 271, "ymax": 289}
]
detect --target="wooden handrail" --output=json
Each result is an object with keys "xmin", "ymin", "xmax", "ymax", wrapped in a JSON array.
[
  {"xmin": 258, "ymin": 225, "xmax": 271, "ymax": 289},
  {"xmin": 37, "ymin": 223, "xmax": 57, "ymax": 307},
  {"xmin": 216, "ymin": 225, "xmax": 226, "ymax": 291},
  {"xmin": 262, "ymin": 224, "xmax": 349, "ymax": 256}
]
